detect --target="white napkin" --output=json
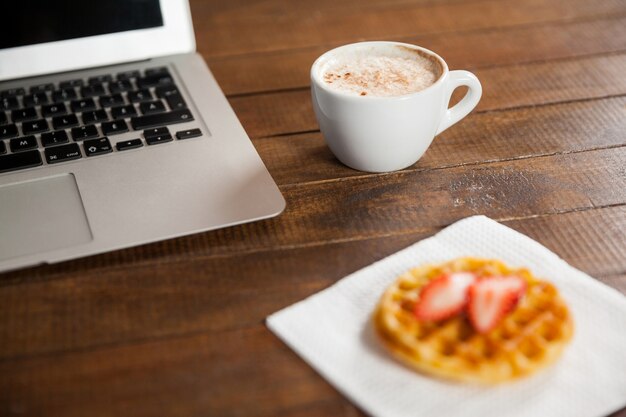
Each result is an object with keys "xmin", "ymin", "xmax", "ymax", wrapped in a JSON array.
[{"xmin": 267, "ymin": 216, "xmax": 626, "ymax": 417}]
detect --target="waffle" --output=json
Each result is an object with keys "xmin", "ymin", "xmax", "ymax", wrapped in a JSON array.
[{"xmin": 374, "ymin": 257, "xmax": 574, "ymax": 383}]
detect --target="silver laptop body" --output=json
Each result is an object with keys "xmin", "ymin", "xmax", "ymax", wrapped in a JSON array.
[{"xmin": 0, "ymin": 0, "xmax": 285, "ymax": 272}]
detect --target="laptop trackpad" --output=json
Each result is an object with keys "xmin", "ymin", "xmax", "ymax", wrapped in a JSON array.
[{"xmin": 0, "ymin": 174, "xmax": 92, "ymax": 261}]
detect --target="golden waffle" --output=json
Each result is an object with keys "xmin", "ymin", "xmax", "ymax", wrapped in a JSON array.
[{"xmin": 374, "ymin": 257, "xmax": 574, "ymax": 383}]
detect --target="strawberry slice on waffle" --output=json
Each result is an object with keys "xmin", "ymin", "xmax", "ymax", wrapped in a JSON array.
[
  {"xmin": 414, "ymin": 272, "xmax": 477, "ymax": 321},
  {"xmin": 468, "ymin": 275, "xmax": 527, "ymax": 334}
]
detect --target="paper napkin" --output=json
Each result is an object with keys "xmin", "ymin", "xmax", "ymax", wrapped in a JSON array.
[{"xmin": 267, "ymin": 216, "xmax": 626, "ymax": 417}]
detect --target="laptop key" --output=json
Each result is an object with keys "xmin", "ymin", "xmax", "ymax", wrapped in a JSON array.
[
  {"xmin": 81, "ymin": 84, "xmax": 106, "ymax": 98},
  {"xmin": 128, "ymin": 89, "xmax": 153, "ymax": 103},
  {"xmin": 52, "ymin": 114, "xmax": 79, "ymax": 130},
  {"xmin": 0, "ymin": 124, "xmax": 18, "ymax": 139},
  {"xmin": 117, "ymin": 70, "xmax": 140, "ymax": 81},
  {"xmin": 143, "ymin": 127, "xmax": 169, "ymax": 138},
  {"xmin": 82, "ymin": 109, "xmax": 108, "ymax": 124},
  {"xmin": 1, "ymin": 88, "xmax": 26, "ymax": 98},
  {"xmin": 52, "ymin": 88, "xmax": 78, "ymax": 103},
  {"xmin": 176, "ymin": 128, "xmax": 202, "ymax": 140},
  {"xmin": 145, "ymin": 133, "xmax": 172, "ymax": 145},
  {"xmin": 59, "ymin": 79, "xmax": 84, "ymax": 89},
  {"xmin": 131, "ymin": 109, "xmax": 194, "ymax": 130},
  {"xmin": 108, "ymin": 80, "xmax": 132, "ymax": 94},
  {"xmin": 101, "ymin": 119, "xmax": 128, "ymax": 136},
  {"xmin": 137, "ymin": 74, "xmax": 173, "ymax": 89},
  {"xmin": 88, "ymin": 75, "xmax": 113, "ymax": 85},
  {"xmin": 10, "ymin": 135, "xmax": 38, "ymax": 152},
  {"xmin": 22, "ymin": 119, "xmax": 49, "ymax": 135},
  {"xmin": 165, "ymin": 94, "xmax": 186, "ymax": 110},
  {"xmin": 41, "ymin": 130, "xmax": 69, "ymax": 147},
  {"xmin": 71, "ymin": 125, "xmax": 99, "ymax": 141},
  {"xmin": 139, "ymin": 100, "xmax": 166, "ymax": 115},
  {"xmin": 71, "ymin": 98, "xmax": 97, "ymax": 113},
  {"xmin": 12, "ymin": 107, "xmax": 38, "ymax": 122},
  {"xmin": 155, "ymin": 85, "xmax": 179, "ymax": 98},
  {"xmin": 111, "ymin": 104, "xmax": 137, "ymax": 119},
  {"xmin": 145, "ymin": 67, "xmax": 169, "ymax": 76},
  {"xmin": 42, "ymin": 103, "xmax": 68, "ymax": 117},
  {"xmin": 116, "ymin": 138, "xmax": 143, "ymax": 151},
  {"xmin": 45, "ymin": 143, "xmax": 82, "ymax": 164},
  {"xmin": 1, "ymin": 97, "xmax": 19, "ymax": 111},
  {"xmin": 30, "ymin": 83, "xmax": 54, "ymax": 93},
  {"xmin": 0, "ymin": 141, "xmax": 5, "ymax": 154},
  {"xmin": 99, "ymin": 94, "xmax": 124, "ymax": 108},
  {"xmin": 0, "ymin": 150, "xmax": 42, "ymax": 173},
  {"xmin": 84, "ymin": 137, "xmax": 113, "ymax": 156},
  {"xmin": 23, "ymin": 92, "xmax": 50, "ymax": 107}
]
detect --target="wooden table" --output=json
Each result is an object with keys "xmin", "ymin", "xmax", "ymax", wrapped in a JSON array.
[{"xmin": 2, "ymin": 0, "xmax": 626, "ymax": 415}]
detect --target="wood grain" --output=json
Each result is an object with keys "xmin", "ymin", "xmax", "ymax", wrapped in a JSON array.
[
  {"xmin": 185, "ymin": 147, "xmax": 626, "ymax": 257},
  {"xmin": 209, "ymin": 15, "xmax": 626, "ymax": 95},
  {"xmin": 2, "ymin": 206, "xmax": 626, "ymax": 416},
  {"xmin": 0, "ymin": 326, "xmax": 341, "ymax": 417},
  {"xmin": 3, "ymin": 318, "xmax": 625, "ymax": 417},
  {"xmin": 254, "ymin": 96, "xmax": 626, "ymax": 185},
  {"xmin": 194, "ymin": 0, "xmax": 476, "ymax": 12},
  {"xmin": 192, "ymin": 0, "xmax": 626, "ymax": 57},
  {"xmin": 230, "ymin": 52, "xmax": 626, "ymax": 138},
  {"xmin": 191, "ymin": 0, "xmax": 474, "ymax": 18},
  {"xmin": 2, "ymin": 205, "xmax": 625, "ymax": 360}
]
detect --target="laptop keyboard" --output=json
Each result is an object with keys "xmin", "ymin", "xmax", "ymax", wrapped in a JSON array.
[{"xmin": 0, "ymin": 66, "xmax": 202, "ymax": 174}]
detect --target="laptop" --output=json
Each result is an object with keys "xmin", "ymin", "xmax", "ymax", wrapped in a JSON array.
[{"xmin": 0, "ymin": 0, "xmax": 285, "ymax": 272}]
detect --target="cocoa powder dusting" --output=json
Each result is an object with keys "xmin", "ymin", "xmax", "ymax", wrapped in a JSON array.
[{"xmin": 322, "ymin": 49, "xmax": 441, "ymax": 97}]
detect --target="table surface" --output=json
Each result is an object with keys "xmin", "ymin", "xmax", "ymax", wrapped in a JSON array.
[{"xmin": 2, "ymin": 0, "xmax": 626, "ymax": 416}]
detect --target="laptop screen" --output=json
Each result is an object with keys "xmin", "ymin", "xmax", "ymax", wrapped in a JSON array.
[{"xmin": 1, "ymin": 0, "xmax": 164, "ymax": 50}]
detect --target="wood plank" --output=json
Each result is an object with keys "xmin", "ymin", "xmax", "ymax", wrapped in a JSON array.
[
  {"xmin": 190, "ymin": 0, "xmax": 470, "ymax": 17},
  {"xmin": 257, "ymin": 146, "xmax": 626, "ymax": 245},
  {"xmin": 190, "ymin": 146, "xmax": 626, "ymax": 257},
  {"xmin": 1, "ymin": 264, "xmax": 625, "ymax": 417},
  {"xmin": 254, "ymin": 96, "xmax": 626, "ymax": 185},
  {"xmin": 506, "ymin": 213, "xmax": 626, "ymax": 287},
  {"xmin": 1, "ymin": 206, "xmax": 625, "ymax": 360},
  {"xmin": 0, "ymin": 327, "xmax": 341, "ymax": 417},
  {"xmin": 230, "ymin": 53, "xmax": 626, "ymax": 138},
  {"xmin": 209, "ymin": 15, "xmax": 626, "ymax": 95},
  {"xmin": 193, "ymin": 0, "xmax": 626, "ymax": 57},
  {"xmin": 3, "ymin": 320, "xmax": 623, "ymax": 417},
  {"xmin": 2, "ymin": 322, "xmax": 624, "ymax": 417}
]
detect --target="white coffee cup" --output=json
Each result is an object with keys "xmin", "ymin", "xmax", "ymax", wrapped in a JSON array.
[{"xmin": 310, "ymin": 41, "xmax": 482, "ymax": 172}]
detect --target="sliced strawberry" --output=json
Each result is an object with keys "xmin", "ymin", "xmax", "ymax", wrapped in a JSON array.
[
  {"xmin": 467, "ymin": 275, "xmax": 527, "ymax": 334},
  {"xmin": 414, "ymin": 272, "xmax": 477, "ymax": 321}
]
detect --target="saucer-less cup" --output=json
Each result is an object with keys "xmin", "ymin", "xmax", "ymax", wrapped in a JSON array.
[{"xmin": 310, "ymin": 41, "xmax": 482, "ymax": 172}]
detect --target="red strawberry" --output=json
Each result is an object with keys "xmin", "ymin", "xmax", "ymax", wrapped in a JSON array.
[
  {"xmin": 414, "ymin": 272, "xmax": 477, "ymax": 321},
  {"xmin": 467, "ymin": 276, "xmax": 527, "ymax": 334}
]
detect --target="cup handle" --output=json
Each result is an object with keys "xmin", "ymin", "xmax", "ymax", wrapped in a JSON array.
[{"xmin": 435, "ymin": 70, "xmax": 482, "ymax": 135}]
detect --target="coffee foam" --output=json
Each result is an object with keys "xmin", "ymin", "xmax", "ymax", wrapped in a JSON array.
[{"xmin": 320, "ymin": 45, "xmax": 442, "ymax": 97}]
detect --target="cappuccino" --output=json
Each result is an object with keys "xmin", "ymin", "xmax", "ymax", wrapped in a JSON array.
[
  {"xmin": 320, "ymin": 46, "xmax": 442, "ymax": 97},
  {"xmin": 311, "ymin": 42, "xmax": 482, "ymax": 171}
]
